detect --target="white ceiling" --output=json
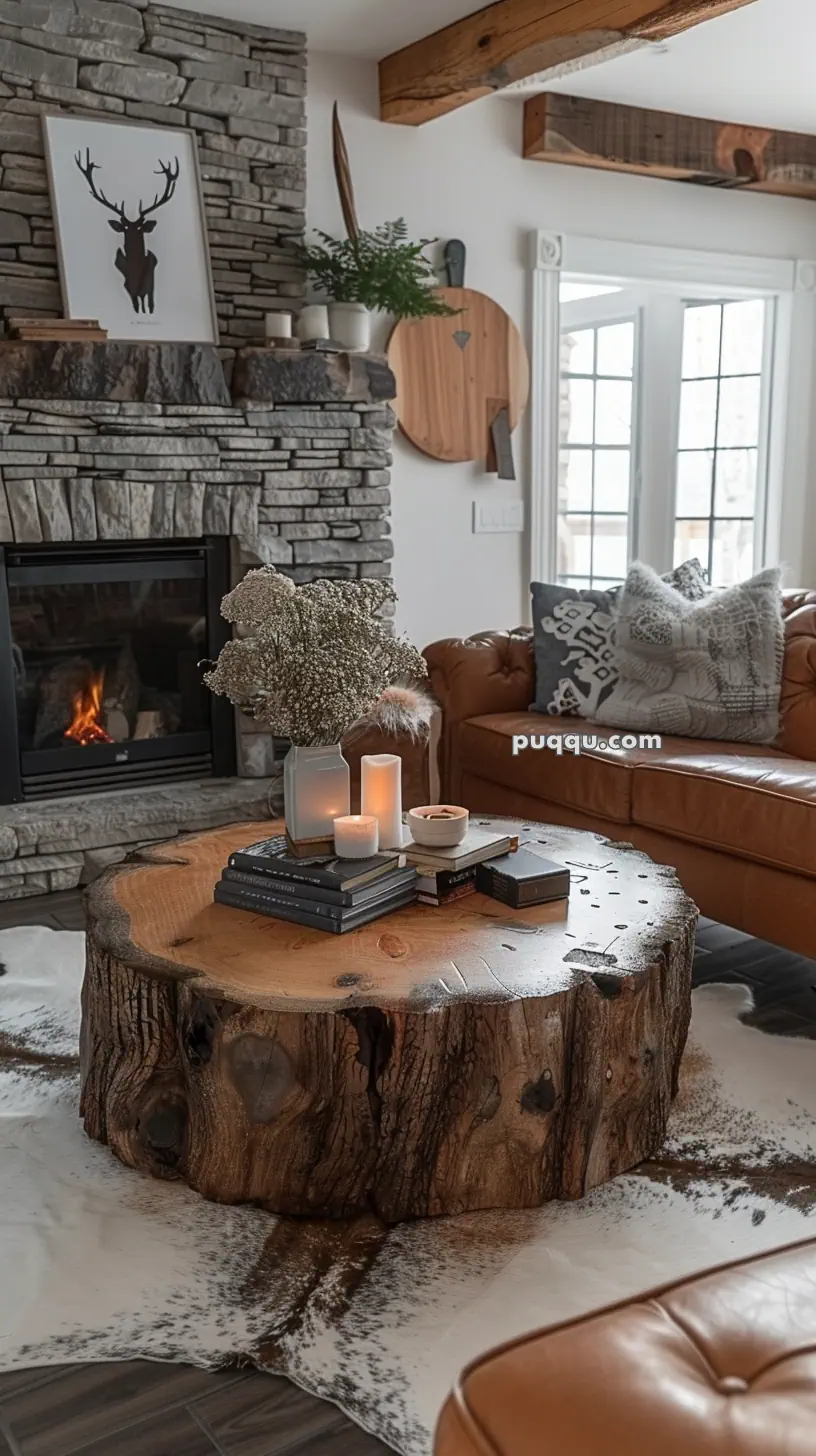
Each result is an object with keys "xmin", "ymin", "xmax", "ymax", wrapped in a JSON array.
[{"xmin": 175, "ymin": 0, "xmax": 816, "ymax": 133}]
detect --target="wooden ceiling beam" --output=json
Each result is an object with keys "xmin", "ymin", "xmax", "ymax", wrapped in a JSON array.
[
  {"xmin": 379, "ymin": 0, "xmax": 757, "ymax": 127},
  {"xmin": 523, "ymin": 92, "xmax": 816, "ymax": 200}
]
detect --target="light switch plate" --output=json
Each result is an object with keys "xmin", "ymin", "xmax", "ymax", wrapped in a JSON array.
[{"xmin": 472, "ymin": 499, "xmax": 525, "ymax": 534}]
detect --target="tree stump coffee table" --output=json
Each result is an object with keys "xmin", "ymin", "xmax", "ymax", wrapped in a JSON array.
[{"xmin": 81, "ymin": 817, "xmax": 696, "ymax": 1223}]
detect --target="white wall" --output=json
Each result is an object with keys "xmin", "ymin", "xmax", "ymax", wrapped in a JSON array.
[{"xmin": 307, "ymin": 54, "xmax": 816, "ymax": 648}]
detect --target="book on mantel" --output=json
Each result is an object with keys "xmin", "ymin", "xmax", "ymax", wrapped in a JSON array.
[{"xmin": 215, "ymin": 833, "xmax": 417, "ymax": 933}]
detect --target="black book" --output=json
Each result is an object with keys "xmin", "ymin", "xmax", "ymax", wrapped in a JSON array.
[
  {"xmin": 229, "ymin": 834, "xmax": 402, "ymax": 892},
  {"xmin": 475, "ymin": 849, "xmax": 570, "ymax": 908},
  {"xmin": 221, "ymin": 864, "xmax": 417, "ymax": 910},
  {"xmin": 214, "ymin": 879, "xmax": 417, "ymax": 934}
]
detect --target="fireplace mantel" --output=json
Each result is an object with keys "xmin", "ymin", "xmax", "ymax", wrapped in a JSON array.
[{"xmin": 0, "ymin": 342, "xmax": 396, "ymax": 409}]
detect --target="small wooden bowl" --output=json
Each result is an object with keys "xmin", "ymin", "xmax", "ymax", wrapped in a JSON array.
[{"xmin": 407, "ymin": 805, "xmax": 469, "ymax": 848}]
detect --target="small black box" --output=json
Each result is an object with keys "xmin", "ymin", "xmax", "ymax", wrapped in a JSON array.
[{"xmin": 476, "ymin": 849, "xmax": 570, "ymax": 908}]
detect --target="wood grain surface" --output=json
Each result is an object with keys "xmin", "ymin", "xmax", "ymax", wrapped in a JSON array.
[
  {"xmin": 379, "ymin": 0, "xmax": 756, "ymax": 126},
  {"xmin": 387, "ymin": 288, "xmax": 529, "ymax": 465},
  {"xmin": 81, "ymin": 817, "xmax": 696, "ymax": 1221},
  {"xmin": 524, "ymin": 92, "xmax": 816, "ymax": 200}
]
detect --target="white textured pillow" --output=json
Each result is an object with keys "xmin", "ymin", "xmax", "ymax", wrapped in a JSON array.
[{"xmin": 595, "ymin": 562, "xmax": 784, "ymax": 744}]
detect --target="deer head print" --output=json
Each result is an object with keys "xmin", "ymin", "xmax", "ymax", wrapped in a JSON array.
[{"xmin": 74, "ymin": 149, "xmax": 180, "ymax": 316}]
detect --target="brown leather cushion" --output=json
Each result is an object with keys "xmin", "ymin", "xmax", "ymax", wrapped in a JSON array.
[
  {"xmin": 435, "ymin": 1240, "xmax": 816, "ymax": 1456},
  {"xmin": 456, "ymin": 714, "xmax": 792, "ymax": 829},
  {"xmin": 633, "ymin": 753, "xmax": 816, "ymax": 878}
]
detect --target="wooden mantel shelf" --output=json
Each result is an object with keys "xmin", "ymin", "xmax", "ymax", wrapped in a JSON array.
[{"xmin": 0, "ymin": 340, "xmax": 396, "ymax": 408}]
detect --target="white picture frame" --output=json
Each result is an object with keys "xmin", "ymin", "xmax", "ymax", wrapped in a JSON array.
[{"xmin": 42, "ymin": 114, "xmax": 218, "ymax": 345}]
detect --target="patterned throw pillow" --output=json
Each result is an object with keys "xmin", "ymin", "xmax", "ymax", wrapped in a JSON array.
[
  {"xmin": 530, "ymin": 559, "xmax": 708, "ymax": 719},
  {"xmin": 595, "ymin": 562, "xmax": 784, "ymax": 744}
]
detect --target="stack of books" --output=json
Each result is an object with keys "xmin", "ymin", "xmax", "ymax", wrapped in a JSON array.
[
  {"xmin": 214, "ymin": 833, "xmax": 417, "ymax": 934},
  {"xmin": 405, "ymin": 824, "xmax": 520, "ymax": 907},
  {"xmin": 10, "ymin": 317, "xmax": 108, "ymax": 342}
]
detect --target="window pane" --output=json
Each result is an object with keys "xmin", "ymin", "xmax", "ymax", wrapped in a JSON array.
[
  {"xmin": 592, "ymin": 516, "xmax": 629, "ymax": 577},
  {"xmin": 676, "ymin": 451, "xmax": 714, "ymax": 516},
  {"xmin": 593, "ymin": 579, "xmax": 624, "ymax": 590},
  {"xmin": 717, "ymin": 376, "xmax": 761, "ymax": 447},
  {"xmin": 596, "ymin": 322, "xmax": 634, "ymax": 378},
  {"xmin": 565, "ymin": 378, "xmax": 594, "ymax": 444},
  {"xmin": 593, "ymin": 449, "xmax": 631, "ymax": 511},
  {"xmin": 557, "ymin": 515, "xmax": 593, "ymax": 577},
  {"xmin": 679, "ymin": 379, "xmax": 718, "ymax": 449},
  {"xmin": 563, "ymin": 328, "xmax": 594, "ymax": 375},
  {"xmin": 594, "ymin": 380, "xmax": 632, "ymax": 444},
  {"xmin": 714, "ymin": 449, "xmax": 757, "ymax": 517},
  {"xmin": 712, "ymin": 519, "xmax": 754, "ymax": 585},
  {"xmin": 720, "ymin": 300, "xmax": 765, "ymax": 376},
  {"xmin": 675, "ymin": 520, "xmax": 711, "ymax": 574},
  {"xmin": 682, "ymin": 305, "xmax": 721, "ymax": 378},
  {"xmin": 560, "ymin": 448, "xmax": 593, "ymax": 511}
]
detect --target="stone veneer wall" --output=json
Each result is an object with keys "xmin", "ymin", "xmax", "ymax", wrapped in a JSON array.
[
  {"xmin": 0, "ymin": 394, "xmax": 394, "ymax": 582},
  {"xmin": 0, "ymin": 1, "xmax": 306, "ymax": 347}
]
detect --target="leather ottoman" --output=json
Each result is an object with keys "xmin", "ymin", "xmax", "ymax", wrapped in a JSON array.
[{"xmin": 435, "ymin": 1240, "xmax": 816, "ymax": 1455}]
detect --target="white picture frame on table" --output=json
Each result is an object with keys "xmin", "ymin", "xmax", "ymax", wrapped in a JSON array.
[{"xmin": 42, "ymin": 113, "xmax": 218, "ymax": 344}]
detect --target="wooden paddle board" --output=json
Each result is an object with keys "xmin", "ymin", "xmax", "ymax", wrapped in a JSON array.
[{"xmin": 387, "ymin": 284, "xmax": 530, "ymax": 465}]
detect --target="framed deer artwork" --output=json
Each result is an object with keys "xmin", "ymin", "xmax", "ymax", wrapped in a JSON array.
[{"xmin": 42, "ymin": 114, "xmax": 218, "ymax": 344}]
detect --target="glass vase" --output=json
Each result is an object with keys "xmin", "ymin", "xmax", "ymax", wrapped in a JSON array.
[{"xmin": 283, "ymin": 743, "xmax": 350, "ymax": 844}]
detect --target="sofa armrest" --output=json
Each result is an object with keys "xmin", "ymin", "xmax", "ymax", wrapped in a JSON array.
[
  {"xmin": 780, "ymin": 602, "xmax": 816, "ymax": 760},
  {"xmin": 423, "ymin": 630, "xmax": 535, "ymax": 798}
]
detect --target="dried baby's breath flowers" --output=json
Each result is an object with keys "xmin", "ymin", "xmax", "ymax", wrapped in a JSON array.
[{"xmin": 204, "ymin": 567, "xmax": 428, "ymax": 747}]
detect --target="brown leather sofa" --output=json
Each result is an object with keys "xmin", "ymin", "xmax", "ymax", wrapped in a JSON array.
[
  {"xmin": 425, "ymin": 591, "xmax": 816, "ymax": 959},
  {"xmin": 434, "ymin": 1238, "xmax": 816, "ymax": 1455}
]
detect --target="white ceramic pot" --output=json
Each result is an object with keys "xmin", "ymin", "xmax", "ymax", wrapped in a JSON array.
[
  {"xmin": 328, "ymin": 300, "xmax": 370, "ymax": 352},
  {"xmin": 407, "ymin": 805, "xmax": 469, "ymax": 848},
  {"xmin": 296, "ymin": 303, "xmax": 330, "ymax": 342}
]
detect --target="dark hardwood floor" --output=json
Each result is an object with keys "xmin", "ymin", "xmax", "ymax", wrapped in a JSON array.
[{"xmin": 0, "ymin": 890, "xmax": 814, "ymax": 1455}]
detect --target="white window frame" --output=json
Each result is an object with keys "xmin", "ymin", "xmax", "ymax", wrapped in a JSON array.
[{"xmin": 529, "ymin": 230, "xmax": 816, "ymax": 587}]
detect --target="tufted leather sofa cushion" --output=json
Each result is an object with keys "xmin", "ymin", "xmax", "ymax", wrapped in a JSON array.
[
  {"xmin": 435, "ymin": 1240, "xmax": 816, "ymax": 1456},
  {"xmin": 632, "ymin": 752, "xmax": 816, "ymax": 878}
]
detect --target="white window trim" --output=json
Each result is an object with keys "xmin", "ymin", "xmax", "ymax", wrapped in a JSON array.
[{"xmin": 529, "ymin": 229, "xmax": 816, "ymax": 586}]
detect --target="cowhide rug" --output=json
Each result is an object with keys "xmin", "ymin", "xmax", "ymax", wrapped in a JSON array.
[{"xmin": 1, "ymin": 926, "xmax": 815, "ymax": 1454}]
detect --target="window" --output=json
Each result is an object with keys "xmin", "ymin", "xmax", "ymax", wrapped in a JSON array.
[
  {"xmin": 557, "ymin": 284, "xmax": 772, "ymax": 588},
  {"xmin": 675, "ymin": 300, "xmax": 766, "ymax": 585},
  {"xmin": 558, "ymin": 317, "xmax": 636, "ymax": 589}
]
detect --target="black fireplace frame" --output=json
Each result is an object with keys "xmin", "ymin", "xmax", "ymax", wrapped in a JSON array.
[{"xmin": 0, "ymin": 536, "xmax": 237, "ymax": 803}]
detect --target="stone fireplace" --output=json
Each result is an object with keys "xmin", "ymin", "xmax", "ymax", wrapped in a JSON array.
[
  {"xmin": 0, "ymin": 342, "xmax": 397, "ymax": 897},
  {"xmin": 0, "ymin": 4, "xmax": 399, "ymax": 899}
]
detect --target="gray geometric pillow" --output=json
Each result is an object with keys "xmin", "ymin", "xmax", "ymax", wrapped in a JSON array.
[
  {"xmin": 530, "ymin": 558, "xmax": 708, "ymax": 719},
  {"xmin": 595, "ymin": 562, "xmax": 784, "ymax": 744}
]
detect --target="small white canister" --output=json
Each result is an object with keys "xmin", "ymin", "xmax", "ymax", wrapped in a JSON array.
[
  {"xmin": 296, "ymin": 303, "xmax": 330, "ymax": 342},
  {"xmin": 264, "ymin": 310, "xmax": 293, "ymax": 345}
]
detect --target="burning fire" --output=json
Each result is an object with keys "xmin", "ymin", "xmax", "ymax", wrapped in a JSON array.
[{"xmin": 64, "ymin": 668, "xmax": 113, "ymax": 747}]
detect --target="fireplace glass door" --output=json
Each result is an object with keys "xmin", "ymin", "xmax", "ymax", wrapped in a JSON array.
[{"xmin": 0, "ymin": 540, "xmax": 235, "ymax": 801}]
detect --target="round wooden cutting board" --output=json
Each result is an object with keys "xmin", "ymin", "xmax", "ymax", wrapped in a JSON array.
[{"xmin": 387, "ymin": 284, "xmax": 530, "ymax": 464}]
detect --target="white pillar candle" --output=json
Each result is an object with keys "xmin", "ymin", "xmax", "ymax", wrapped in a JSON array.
[
  {"xmin": 265, "ymin": 310, "xmax": 292, "ymax": 340},
  {"xmin": 360, "ymin": 754, "xmax": 403, "ymax": 850},
  {"xmin": 334, "ymin": 814, "xmax": 379, "ymax": 859},
  {"xmin": 296, "ymin": 303, "xmax": 330, "ymax": 342}
]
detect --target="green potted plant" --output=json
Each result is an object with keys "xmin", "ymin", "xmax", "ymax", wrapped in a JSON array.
[{"xmin": 299, "ymin": 219, "xmax": 456, "ymax": 350}]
